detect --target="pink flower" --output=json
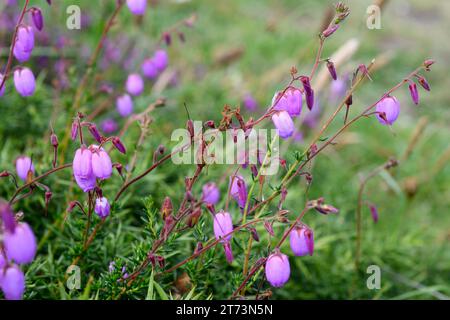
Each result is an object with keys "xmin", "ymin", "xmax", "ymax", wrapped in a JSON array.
[
  {"xmin": 13, "ymin": 68, "xmax": 36, "ymax": 97},
  {"xmin": 272, "ymin": 87, "xmax": 302, "ymax": 117},
  {"xmin": 91, "ymin": 146, "xmax": 112, "ymax": 180},
  {"xmin": 3, "ymin": 222, "xmax": 37, "ymax": 264},
  {"xmin": 375, "ymin": 96, "xmax": 400, "ymax": 125},
  {"xmin": 272, "ymin": 111, "xmax": 295, "ymax": 139},
  {"xmin": 0, "ymin": 265, "xmax": 25, "ymax": 300},
  {"xmin": 289, "ymin": 225, "xmax": 314, "ymax": 256},
  {"xmin": 116, "ymin": 94, "xmax": 134, "ymax": 117},
  {"xmin": 15, "ymin": 156, "xmax": 34, "ymax": 181},
  {"xmin": 126, "ymin": 0, "xmax": 147, "ymax": 15},
  {"xmin": 265, "ymin": 252, "xmax": 290, "ymax": 288},
  {"xmin": 126, "ymin": 73, "xmax": 144, "ymax": 96}
]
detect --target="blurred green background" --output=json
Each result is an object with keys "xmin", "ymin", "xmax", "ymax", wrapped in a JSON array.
[{"xmin": 0, "ymin": 0, "xmax": 449, "ymax": 299}]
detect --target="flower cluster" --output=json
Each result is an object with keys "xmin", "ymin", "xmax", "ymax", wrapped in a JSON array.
[{"xmin": 0, "ymin": 202, "xmax": 37, "ymax": 300}]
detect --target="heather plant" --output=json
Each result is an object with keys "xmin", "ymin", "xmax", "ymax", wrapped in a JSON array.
[{"xmin": 0, "ymin": 0, "xmax": 448, "ymax": 300}]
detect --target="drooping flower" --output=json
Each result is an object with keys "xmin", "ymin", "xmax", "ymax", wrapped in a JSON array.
[
  {"xmin": 0, "ymin": 265, "xmax": 25, "ymax": 300},
  {"xmin": 265, "ymin": 252, "xmax": 290, "ymax": 288},
  {"xmin": 3, "ymin": 222, "xmax": 37, "ymax": 264},
  {"xmin": 290, "ymin": 225, "xmax": 314, "ymax": 256},
  {"xmin": 125, "ymin": 73, "xmax": 144, "ymax": 96},
  {"xmin": 116, "ymin": 94, "xmax": 134, "ymax": 117},
  {"xmin": 272, "ymin": 111, "xmax": 295, "ymax": 139},
  {"xmin": 0, "ymin": 201, "xmax": 16, "ymax": 233},
  {"xmin": 13, "ymin": 68, "xmax": 36, "ymax": 97},
  {"xmin": 213, "ymin": 211, "xmax": 233, "ymax": 242},
  {"xmin": 229, "ymin": 175, "xmax": 247, "ymax": 209},
  {"xmin": 91, "ymin": 146, "xmax": 112, "ymax": 180},
  {"xmin": 13, "ymin": 25, "xmax": 34, "ymax": 62},
  {"xmin": 202, "ymin": 182, "xmax": 220, "ymax": 205},
  {"xmin": 153, "ymin": 49, "xmax": 168, "ymax": 72},
  {"xmin": 15, "ymin": 156, "xmax": 34, "ymax": 182},
  {"xmin": 126, "ymin": 0, "xmax": 147, "ymax": 16},
  {"xmin": 73, "ymin": 147, "xmax": 96, "ymax": 192},
  {"xmin": 375, "ymin": 96, "xmax": 400, "ymax": 126},
  {"xmin": 94, "ymin": 197, "xmax": 110, "ymax": 218},
  {"xmin": 213, "ymin": 211, "xmax": 234, "ymax": 264},
  {"xmin": 272, "ymin": 87, "xmax": 302, "ymax": 117},
  {"xmin": 141, "ymin": 59, "xmax": 159, "ymax": 79},
  {"xmin": 326, "ymin": 60, "xmax": 337, "ymax": 80}
]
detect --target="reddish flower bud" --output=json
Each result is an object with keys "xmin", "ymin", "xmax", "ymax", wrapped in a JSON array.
[
  {"xmin": 87, "ymin": 124, "xmax": 102, "ymax": 143},
  {"xmin": 326, "ymin": 60, "xmax": 337, "ymax": 80},
  {"xmin": 408, "ymin": 82, "xmax": 419, "ymax": 105},
  {"xmin": 322, "ymin": 24, "xmax": 339, "ymax": 38},
  {"xmin": 417, "ymin": 76, "xmax": 430, "ymax": 91},
  {"xmin": 112, "ymin": 137, "xmax": 126, "ymax": 154},
  {"xmin": 186, "ymin": 208, "xmax": 202, "ymax": 228},
  {"xmin": 30, "ymin": 7, "xmax": 44, "ymax": 31},
  {"xmin": 264, "ymin": 220, "xmax": 274, "ymax": 236},
  {"xmin": 162, "ymin": 32, "xmax": 172, "ymax": 46},
  {"xmin": 50, "ymin": 132, "xmax": 58, "ymax": 147},
  {"xmin": 71, "ymin": 121, "xmax": 79, "ymax": 141},
  {"xmin": 369, "ymin": 204, "xmax": 379, "ymax": 223},
  {"xmin": 423, "ymin": 59, "xmax": 435, "ymax": 70}
]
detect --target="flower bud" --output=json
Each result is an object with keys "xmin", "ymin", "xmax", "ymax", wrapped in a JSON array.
[
  {"xmin": 162, "ymin": 32, "xmax": 172, "ymax": 46},
  {"xmin": 50, "ymin": 132, "xmax": 59, "ymax": 147},
  {"xmin": 423, "ymin": 59, "xmax": 435, "ymax": 70},
  {"xmin": 91, "ymin": 146, "xmax": 112, "ymax": 180},
  {"xmin": 369, "ymin": 204, "xmax": 379, "ymax": 223},
  {"xmin": 161, "ymin": 196, "xmax": 173, "ymax": 219},
  {"xmin": 290, "ymin": 225, "xmax": 314, "ymax": 256},
  {"xmin": 417, "ymin": 75, "xmax": 430, "ymax": 91},
  {"xmin": 326, "ymin": 60, "xmax": 337, "ymax": 80},
  {"xmin": 300, "ymin": 76, "xmax": 314, "ymax": 110},
  {"xmin": 408, "ymin": 82, "xmax": 419, "ymax": 105},
  {"xmin": 3, "ymin": 222, "xmax": 37, "ymax": 264},
  {"xmin": 264, "ymin": 220, "xmax": 274, "ymax": 236},
  {"xmin": 0, "ymin": 265, "xmax": 25, "ymax": 300},
  {"xmin": 202, "ymin": 182, "xmax": 220, "ymax": 205},
  {"xmin": 13, "ymin": 68, "xmax": 36, "ymax": 97},
  {"xmin": 186, "ymin": 207, "xmax": 202, "ymax": 228},
  {"xmin": 116, "ymin": 94, "xmax": 134, "ymax": 117},
  {"xmin": 112, "ymin": 137, "xmax": 127, "ymax": 154},
  {"xmin": 125, "ymin": 73, "xmax": 144, "ymax": 96},
  {"xmin": 71, "ymin": 121, "xmax": 79, "ymax": 141},
  {"xmin": 213, "ymin": 211, "xmax": 233, "ymax": 242},
  {"xmin": 265, "ymin": 252, "xmax": 290, "ymax": 288},
  {"xmin": 271, "ymin": 87, "xmax": 302, "ymax": 117},
  {"xmin": 15, "ymin": 156, "xmax": 34, "ymax": 182},
  {"xmin": 94, "ymin": 197, "xmax": 110, "ymax": 218},
  {"xmin": 272, "ymin": 111, "xmax": 295, "ymax": 139},
  {"xmin": 31, "ymin": 7, "xmax": 44, "ymax": 31},
  {"xmin": 126, "ymin": 0, "xmax": 147, "ymax": 15},
  {"xmin": 322, "ymin": 24, "xmax": 339, "ymax": 38},
  {"xmin": 229, "ymin": 175, "xmax": 247, "ymax": 209},
  {"xmin": 88, "ymin": 124, "xmax": 102, "ymax": 143},
  {"xmin": 375, "ymin": 96, "xmax": 400, "ymax": 126}
]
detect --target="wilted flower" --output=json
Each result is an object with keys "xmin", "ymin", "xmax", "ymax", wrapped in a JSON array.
[
  {"xmin": 3, "ymin": 222, "xmax": 37, "ymax": 264},
  {"xmin": 272, "ymin": 111, "xmax": 295, "ymax": 139},
  {"xmin": 300, "ymin": 76, "xmax": 314, "ymax": 110},
  {"xmin": 125, "ymin": 73, "xmax": 144, "ymax": 96},
  {"xmin": 94, "ymin": 197, "xmax": 110, "ymax": 218},
  {"xmin": 116, "ymin": 94, "xmax": 133, "ymax": 117},
  {"xmin": 0, "ymin": 265, "xmax": 25, "ymax": 300},
  {"xmin": 326, "ymin": 60, "xmax": 337, "ymax": 80},
  {"xmin": 265, "ymin": 252, "xmax": 290, "ymax": 288},
  {"xmin": 322, "ymin": 24, "xmax": 339, "ymax": 38},
  {"xmin": 290, "ymin": 225, "xmax": 314, "ymax": 256},
  {"xmin": 417, "ymin": 75, "xmax": 430, "ymax": 91},
  {"xmin": 202, "ymin": 182, "xmax": 220, "ymax": 205},
  {"xmin": 229, "ymin": 175, "xmax": 247, "ymax": 209},
  {"xmin": 91, "ymin": 145, "xmax": 112, "ymax": 180},
  {"xmin": 15, "ymin": 156, "xmax": 34, "ymax": 181},
  {"xmin": 126, "ymin": 0, "xmax": 147, "ymax": 16},
  {"xmin": 272, "ymin": 87, "xmax": 302, "ymax": 117},
  {"xmin": 14, "ymin": 68, "xmax": 36, "ymax": 97},
  {"xmin": 375, "ymin": 96, "xmax": 400, "ymax": 126},
  {"xmin": 161, "ymin": 196, "xmax": 173, "ymax": 219}
]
